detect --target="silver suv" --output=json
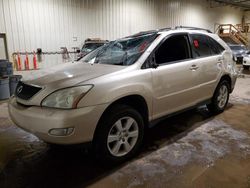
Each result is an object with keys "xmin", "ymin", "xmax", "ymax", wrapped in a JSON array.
[{"xmin": 9, "ymin": 27, "xmax": 237, "ymax": 162}]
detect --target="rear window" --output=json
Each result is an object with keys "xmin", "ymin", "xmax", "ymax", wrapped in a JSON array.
[
  {"xmin": 190, "ymin": 34, "xmax": 212, "ymax": 58},
  {"xmin": 190, "ymin": 34, "xmax": 225, "ymax": 58},
  {"xmin": 208, "ymin": 37, "xmax": 225, "ymax": 55}
]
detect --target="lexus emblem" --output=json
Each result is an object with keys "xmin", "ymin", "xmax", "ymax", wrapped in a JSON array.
[{"xmin": 17, "ymin": 86, "xmax": 23, "ymax": 94}]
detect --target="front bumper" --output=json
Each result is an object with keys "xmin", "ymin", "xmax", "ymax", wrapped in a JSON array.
[
  {"xmin": 243, "ymin": 59, "xmax": 250, "ymax": 66},
  {"xmin": 8, "ymin": 97, "xmax": 108, "ymax": 145}
]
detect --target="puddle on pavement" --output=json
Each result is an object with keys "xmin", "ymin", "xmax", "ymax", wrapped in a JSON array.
[
  {"xmin": 0, "ymin": 96, "xmax": 249, "ymax": 188},
  {"xmin": 102, "ymin": 118, "xmax": 250, "ymax": 188}
]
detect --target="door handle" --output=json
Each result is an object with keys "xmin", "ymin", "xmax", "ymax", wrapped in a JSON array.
[{"xmin": 190, "ymin": 64, "xmax": 199, "ymax": 70}]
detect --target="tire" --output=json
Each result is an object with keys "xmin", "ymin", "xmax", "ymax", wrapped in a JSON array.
[
  {"xmin": 243, "ymin": 65, "xmax": 249, "ymax": 70},
  {"xmin": 93, "ymin": 104, "xmax": 144, "ymax": 163},
  {"xmin": 207, "ymin": 80, "xmax": 230, "ymax": 114}
]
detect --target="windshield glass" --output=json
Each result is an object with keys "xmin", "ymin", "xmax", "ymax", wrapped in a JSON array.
[
  {"xmin": 81, "ymin": 33, "xmax": 157, "ymax": 66},
  {"xmin": 230, "ymin": 45, "xmax": 246, "ymax": 51},
  {"xmin": 82, "ymin": 43, "xmax": 104, "ymax": 53}
]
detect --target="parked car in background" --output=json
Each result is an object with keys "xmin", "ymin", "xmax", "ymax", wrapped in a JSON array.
[
  {"xmin": 77, "ymin": 38, "xmax": 108, "ymax": 60},
  {"xmin": 9, "ymin": 27, "xmax": 237, "ymax": 163},
  {"xmin": 243, "ymin": 51, "xmax": 250, "ymax": 69},
  {"xmin": 228, "ymin": 44, "xmax": 249, "ymax": 64}
]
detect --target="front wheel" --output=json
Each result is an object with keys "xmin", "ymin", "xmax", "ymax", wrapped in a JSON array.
[
  {"xmin": 93, "ymin": 105, "xmax": 144, "ymax": 163},
  {"xmin": 207, "ymin": 80, "xmax": 230, "ymax": 114}
]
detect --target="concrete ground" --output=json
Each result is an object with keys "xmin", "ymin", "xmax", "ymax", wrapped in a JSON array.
[{"xmin": 0, "ymin": 71, "xmax": 250, "ymax": 188}]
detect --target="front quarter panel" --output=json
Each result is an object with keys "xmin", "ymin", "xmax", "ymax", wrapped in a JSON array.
[{"xmin": 77, "ymin": 67, "xmax": 154, "ymax": 120}]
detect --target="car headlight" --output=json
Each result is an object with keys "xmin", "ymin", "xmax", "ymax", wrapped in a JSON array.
[{"xmin": 41, "ymin": 85, "xmax": 93, "ymax": 109}]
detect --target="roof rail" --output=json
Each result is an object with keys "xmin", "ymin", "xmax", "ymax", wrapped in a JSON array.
[
  {"xmin": 158, "ymin": 27, "xmax": 172, "ymax": 32},
  {"xmin": 126, "ymin": 30, "xmax": 158, "ymax": 38},
  {"xmin": 175, "ymin": 26, "xmax": 213, "ymax": 33}
]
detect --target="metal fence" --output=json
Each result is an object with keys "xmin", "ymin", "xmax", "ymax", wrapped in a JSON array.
[{"xmin": 12, "ymin": 48, "xmax": 79, "ymax": 71}]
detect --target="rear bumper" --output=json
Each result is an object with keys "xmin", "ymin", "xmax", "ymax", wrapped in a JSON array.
[{"xmin": 8, "ymin": 97, "xmax": 108, "ymax": 144}]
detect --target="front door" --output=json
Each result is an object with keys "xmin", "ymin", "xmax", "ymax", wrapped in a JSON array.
[{"xmin": 151, "ymin": 34, "xmax": 201, "ymax": 119}]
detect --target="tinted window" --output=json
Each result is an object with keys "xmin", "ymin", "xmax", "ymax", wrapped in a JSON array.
[
  {"xmin": 208, "ymin": 37, "xmax": 225, "ymax": 55},
  {"xmin": 190, "ymin": 34, "xmax": 211, "ymax": 58},
  {"xmin": 155, "ymin": 35, "xmax": 190, "ymax": 65}
]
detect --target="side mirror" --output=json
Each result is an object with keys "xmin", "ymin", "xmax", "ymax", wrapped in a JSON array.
[
  {"xmin": 232, "ymin": 55, "xmax": 237, "ymax": 62},
  {"xmin": 142, "ymin": 54, "xmax": 158, "ymax": 69},
  {"xmin": 151, "ymin": 61, "xmax": 159, "ymax": 68},
  {"xmin": 150, "ymin": 54, "xmax": 159, "ymax": 68}
]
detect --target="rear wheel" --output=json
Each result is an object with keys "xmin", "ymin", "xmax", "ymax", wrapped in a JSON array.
[
  {"xmin": 207, "ymin": 80, "xmax": 230, "ymax": 114},
  {"xmin": 93, "ymin": 105, "xmax": 144, "ymax": 163}
]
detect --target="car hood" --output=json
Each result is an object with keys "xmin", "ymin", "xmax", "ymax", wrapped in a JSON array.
[
  {"xmin": 232, "ymin": 50, "xmax": 247, "ymax": 55},
  {"xmin": 23, "ymin": 62, "xmax": 125, "ymax": 88}
]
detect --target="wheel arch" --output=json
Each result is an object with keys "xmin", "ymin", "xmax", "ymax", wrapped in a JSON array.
[
  {"xmin": 93, "ymin": 95, "xmax": 149, "ymax": 140},
  {"xmin": 219, "ymin": 74, "xmax": 232, "ymax": 93}
]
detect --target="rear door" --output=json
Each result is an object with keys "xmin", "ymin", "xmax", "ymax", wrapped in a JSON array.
[
  {"xmin": 189, "ymin": 34, "xmax": 225, "ymax": 101},
  {"xmin": 150, "ymin": 33, "xmax": 202, "ymax": 119}
]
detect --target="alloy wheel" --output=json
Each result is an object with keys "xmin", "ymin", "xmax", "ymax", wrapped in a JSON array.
[
  {"xmin": 217, "ymin": 85, "xmax": 228, "ymax": 109},
  {"xmin": 107, "ymin": 116, "xmax": 139, "ymax": 157}
]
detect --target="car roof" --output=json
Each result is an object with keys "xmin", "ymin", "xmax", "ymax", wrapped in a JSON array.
[
  {"xmin": 128, "ymin": 26, "xmax": 213, "ymax": 37},
  {"xmin": 85, "ymin": 40, "xmax": 107, "ymax": 44},
  {"xmin": 84, "ymin": 38, "xmax": 108, "ymax": 44}
]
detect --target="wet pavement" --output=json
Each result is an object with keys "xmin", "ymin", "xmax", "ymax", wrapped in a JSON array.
[{"xmin": 0, "ymin": 75, "xmax": 250, "ymax": 188}]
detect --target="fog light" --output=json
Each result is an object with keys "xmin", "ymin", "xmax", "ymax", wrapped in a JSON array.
[{"xmin": 49, "ymin": 128, "xmax": 74, "ymax": 136}]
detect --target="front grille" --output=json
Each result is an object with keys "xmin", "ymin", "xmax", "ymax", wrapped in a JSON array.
[
  {"xmin": 237, "ymin": 57, "xmax": 243, "ymax": 63},
  {"xmin": 15, "ymin": 81, "xmax": 42, "ymax": 100}
]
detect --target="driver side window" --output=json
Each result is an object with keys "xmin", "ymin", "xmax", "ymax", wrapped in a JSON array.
[{"xmin": 155, "ymin": 34, "xmax": 191, "ymax": 65}]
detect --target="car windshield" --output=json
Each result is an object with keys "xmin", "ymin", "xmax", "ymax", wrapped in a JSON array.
[
  {"xmin": 230, "ymin": 45, "xmax": 246, "ymax": 51},
  {"xmin": 80, "ymin": 33, "xmax": 157, "ymax": 66},
  {"xmin": 82, "ymin": 43, "xmax": 104, "ymax": 53}
]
